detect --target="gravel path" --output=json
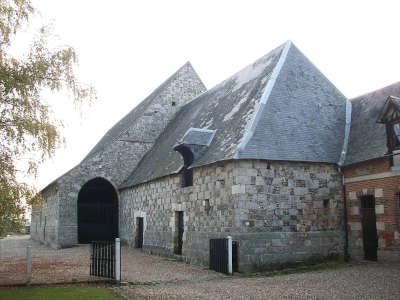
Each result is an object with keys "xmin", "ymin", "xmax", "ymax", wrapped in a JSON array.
[
  {"xmin": 0, "ymin": 236, "xmax": 223, "ymax": 286},
  {"xmin": 121, "ymin": 247, "xmax": 225, "ymax": 284},
  {"xmin": 2, "ymin": 236, "xmax": 399, "ymax": 299},
  {"xmin": 115, "ymin": 262, "xmax": 400, "ymax": 299}
]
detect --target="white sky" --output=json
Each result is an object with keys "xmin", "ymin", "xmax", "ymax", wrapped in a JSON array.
[{"xmin": 29, "ymin": 0, "xmax": 400, "ymax": 190}]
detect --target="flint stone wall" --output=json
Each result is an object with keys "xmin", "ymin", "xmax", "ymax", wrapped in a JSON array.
[
  {"xmin": 31, "ymin": 64, "xmax": 206, "ymax": 248},
  {"xmin": 120, "ymin": 160, "xmax": 344, "ymax": 271}
]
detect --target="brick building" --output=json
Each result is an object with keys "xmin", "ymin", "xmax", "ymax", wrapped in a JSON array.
[
  {"xmin": 344, "ymin": 83, "xmax": 400, "ymax": 261},
  {"xmin": 31, "ymin": 41, "xmax": 399, "ymax": 272}
]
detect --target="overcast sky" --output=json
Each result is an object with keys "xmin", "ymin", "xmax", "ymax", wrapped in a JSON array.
[{"xmin": 30, "ymin": 0, "xmax": 400, "ymax": 189}]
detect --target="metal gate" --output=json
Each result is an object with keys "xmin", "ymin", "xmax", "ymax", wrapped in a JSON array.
[
  {"xmin": 209, "ymin": 238, "xmax": 238, "ymax": 274},
  {"xmin": 90, "ymin": 241, "xmax": 116, "ymax": 279}
]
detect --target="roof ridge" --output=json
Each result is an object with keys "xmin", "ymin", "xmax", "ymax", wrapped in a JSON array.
[
  {"xmin": 114, "ymin": 62, "xmax": 201, "ymax": 142},
  {"xmin": 84, "ymin": 62, "xmax": 204, "ymax": 160},
  {"xmin": 350, "ymin": 81, "xmax": 400, "ymax": 101},
  {"xmin": 233, "ymin": 40, "xmax": 292, "ymax": 158}
]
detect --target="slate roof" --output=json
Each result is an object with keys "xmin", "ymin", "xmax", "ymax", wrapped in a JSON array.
[
  {"xmin": 83, "ymin": 62, "xmax": 202, "ymax": 160},
  {"xmin": 121, "ymin": 41, "xmax": 348, "ymax": 188},
  {"xmin": 345, "ymin": 82, "xmax": 400, "ymax": 165}
]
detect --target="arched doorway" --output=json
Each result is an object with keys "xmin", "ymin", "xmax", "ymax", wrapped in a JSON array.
[{"xmin": 77, "ymin": 178, "xmax": 118, "ymax": 243}]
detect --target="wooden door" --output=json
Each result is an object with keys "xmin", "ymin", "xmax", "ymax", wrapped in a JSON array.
[
  {"xmin": 360, "ymin": 195, "xmax": 378, "ymax": 261},
  {"xmin": 174, "ymin": 211, "xmax": 184, "ymax": 255},
  {"xmin": 136, "ymin": 217, "xmax": 144, "ymax": 248}
]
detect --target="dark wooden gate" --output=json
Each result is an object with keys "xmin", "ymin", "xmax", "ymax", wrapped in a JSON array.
[
  {"xmin": 209, "ymin": 238, "xmax": 239, "ymax": 274},
  {"xmin": 360, "ymin": 195, "xmax": 378, "ymax": 261},
  {"xmin": 90, "ymin": 241, "xmax": 116, "ymax": 279},
  {"xmin": 135, "ymin": 217, "xmax": 144, "ymax": 248}
]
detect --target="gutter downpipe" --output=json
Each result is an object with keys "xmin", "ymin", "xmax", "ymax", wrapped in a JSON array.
[{"xmin": 339, "ymin": 99, "xmax": 352, "ymax": 262}]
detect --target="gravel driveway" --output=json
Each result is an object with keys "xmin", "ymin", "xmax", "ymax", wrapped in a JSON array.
[
  {"xmin": 115, "ymin": 261, "xmax": 400, "ymax": 300},
  {"xmin": 0, "ymin": 235, "xmax": 223, "ymax": 286},
  {"xmin": 1, "ymin": 236, "xmax": 399, "ymax": 299}
]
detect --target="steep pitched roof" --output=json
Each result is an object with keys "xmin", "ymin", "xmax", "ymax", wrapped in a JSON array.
[
  {"xmin": 345, "ymin": 82, "xmax": 400, "ymax": 165},
  {"xmin": 40, "ymin": 62, "xmax": 206, "ymax": 191},
  {"xmin": 121, "ymin": 41, "xmax": 348, "ymax": 188},
  {"xmin": 83, "ymin": 62, "xmax": 204, "ymax": 160}
]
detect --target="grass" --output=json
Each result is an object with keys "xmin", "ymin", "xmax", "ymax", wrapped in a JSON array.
[{"xmin": 0, "ymin": 286, "xmax": 119, "ymax": 300}]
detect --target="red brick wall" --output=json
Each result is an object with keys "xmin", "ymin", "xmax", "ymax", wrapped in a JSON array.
[
  {"xmin": 343, "ymin": 157, "xmax": 391, "ymax": 178},
  {"xmin": 344, "ymin": 158, "xmax": 400, "ymax": 259}
]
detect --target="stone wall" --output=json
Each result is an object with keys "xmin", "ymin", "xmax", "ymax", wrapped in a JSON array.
[
  {"xmin": 344, "ymin": 158, "xmax": 400, "ymax": 261},
  {"xmin": 119, "ymin": 161, "xmax": 235, "ymax": 265},
  {"xmin": 31, "ymin": 182, "xmax": 59, "ymax": 248},
  {"xmin": 120, "ymin": 160, "xmax": 344, "ymax": 271},
  {"xmin": 33, "ymin": 63, "xmax": 206, "ymax": 248},
  {"xmin": 230, "ymin": 160, "xmax": 344, "ymax": 270}
]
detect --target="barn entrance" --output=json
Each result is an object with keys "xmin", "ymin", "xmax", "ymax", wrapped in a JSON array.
[
  {"xmin": 360, "ymin": 195, "xmax": 378, "ymax": 261},
  {"xmin": 78, "ymin": 178, "xmax": 118, "ymax": 243}
]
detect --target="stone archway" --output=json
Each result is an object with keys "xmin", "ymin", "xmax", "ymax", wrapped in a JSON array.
[{"xmin": 77, "ymin": 177, "xmax": 118, "ymax": 243}]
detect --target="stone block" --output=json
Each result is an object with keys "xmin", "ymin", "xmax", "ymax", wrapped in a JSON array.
[
  {"xmin": 349, "ymin": 222, "xmax": 361, "ymax": 231},
  {"xmin": 271, "ymin": 239, "xmax": 284, "ymax": 247},
  {"xmin": 374, "ymin": 188, "xmax": 383, "ymax": 198},
  {"xmin": 376, "ymin": 222, "xmax": 385, "ymax": 231},
  {"xmin": 375, "ymin": 204, "xmax": 384, "ymax": 215},
  {"xmin": 350, "ymin": 206, "xmax": 359, "ymax": 215},
  {"xmin": 232, "ymin": 184, "xmax": 245, "ymax": 195}
]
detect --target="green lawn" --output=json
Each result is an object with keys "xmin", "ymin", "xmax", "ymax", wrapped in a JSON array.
[{"xmin": 0, "ymin": 286, "xmax": 119, "ymax": 300}]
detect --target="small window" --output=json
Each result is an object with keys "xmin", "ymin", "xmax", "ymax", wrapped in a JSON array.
[
  {"xmin": 204, "ymin": 199, "xmax": 211, "ymax": 215},
  {"xmin": 386, "ymin": 123, "xmax": 400, "ymax": 153},
  {"xmin": 396, "ymin": 192, "xmax": 400, "ymax": 208},
  {"xmin": 323, "ymin": 199, "xmax": 330, "ymax": 209},
  {"xmin": 394, "ymin": 124, "xmax": 400, "ymax": 142},
  {"xmin": 171, "ymin": 101, "xmax": 176, "ymax": 106}
]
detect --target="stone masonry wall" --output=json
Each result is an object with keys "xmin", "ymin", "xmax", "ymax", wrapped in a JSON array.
[
  {"xmin": 230, "ymin": 160, "xmax": 344, "ymax": 270},
  {"xmin": 31, "ymin": 183, "xmax": 59, "ymax": 248},
  {"xmin": 33, "ymin": 63, "xmax": 206, "ymax": 248},
  {"xmin": 119, "ymin": 161, "xmax": 235, "ymax": 265},
  {"xmin": 120, "ymin": 160, "xmax": 344, "ymax": 271}
]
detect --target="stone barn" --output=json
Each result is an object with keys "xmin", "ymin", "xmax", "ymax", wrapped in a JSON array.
[{"xmin": 32, "ymin": 40, "xmax": 361, "ymax": 271}]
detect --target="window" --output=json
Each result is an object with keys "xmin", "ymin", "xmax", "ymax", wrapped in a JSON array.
[
  {"xmin": 171, "ymin": 101, "xmax": 176, "ymax": 106},
  {"xmin": 204, "ymin": 199, "xmax": 211, "ymax": 215},
  {"xmin": 386, "ymin": 123, "xmax": 400, "ymax": 153},
  {"xmin": 323, "ymin": 199, "xmax": 330, "ymax": 209},
  {"xmin": 394, "ymin": 124, "xmax": 400, "ymax": 141}
]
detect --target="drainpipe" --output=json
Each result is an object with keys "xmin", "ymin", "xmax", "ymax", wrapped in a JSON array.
[{"xmin": 340, "ymin": 168, "xmax": 350, "ymax": 261}]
